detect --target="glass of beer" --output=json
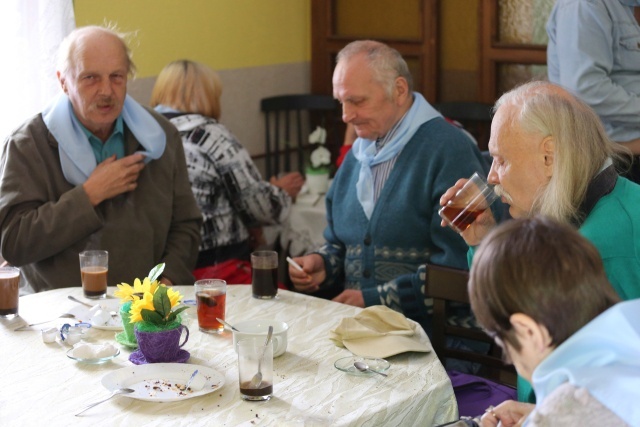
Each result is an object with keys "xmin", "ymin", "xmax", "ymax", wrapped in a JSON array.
[
  {"xmin": 439, "ymin": 173, "xmax": 499, "ymax": 233},
  {"xmin": 195, "ymin": 279, "xmax": 227, "ymax": 334},
  {"xmin": 0, "ymin": 266, "xmax": 20, "ymax": 319},
  {"xmin": 251, "ymin": 251, "xmax": 278, "ymax": 299},
  {"xmin": 79, "ymin": 250, "xmax": 108, "ymax": 299}
]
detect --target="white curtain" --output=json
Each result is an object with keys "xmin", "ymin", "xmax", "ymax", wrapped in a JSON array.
[{"xmin": 0, "ymin": 0, "xmax": 75, "ymax": 142}]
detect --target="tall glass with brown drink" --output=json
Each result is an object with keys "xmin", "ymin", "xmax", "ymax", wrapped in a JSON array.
[
  {"xmin": 195, "ymin": 279, "xmax": 227, "ymax": 334},
  {"xmin": 439, "ymin": 173, "xmax": 498, "ymax": 233},
  {"xmin": 251, "ymin": 251, "xmax": 278, "ymax": 299},
  {"xmin": 0, "ymin": 266, "xmax": 20, "ymax": 319},
  {"xmin": 79, "ymin": 250, "xmax": 108, "ymax": 299}
]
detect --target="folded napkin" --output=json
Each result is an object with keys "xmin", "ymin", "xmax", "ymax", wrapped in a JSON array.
[{"xmin": 329, "ymin": 305, "xmax": 432, "ymax": 358}]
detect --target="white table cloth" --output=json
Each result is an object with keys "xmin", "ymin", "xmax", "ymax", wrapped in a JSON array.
[{"xmin": 0, "ymin": 285, "xmax": 457, "ymax": 426}]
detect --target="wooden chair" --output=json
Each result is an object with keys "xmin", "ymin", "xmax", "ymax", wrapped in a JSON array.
[
  {"xmin": 427, "ymin": 262, "xmax": 517, "ymax": 387},
  {"xmin": 260, "ymin": 94, "xmax": 342, "ymax": 178},
  {"xmin": 433, "ymin": 101, "xmax": 494, "ymax": 151}
]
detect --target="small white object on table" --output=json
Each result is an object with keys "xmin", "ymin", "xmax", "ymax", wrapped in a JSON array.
[{"xmin": 0, "ymin": 285, "xmax": 457, "ymax": 426}]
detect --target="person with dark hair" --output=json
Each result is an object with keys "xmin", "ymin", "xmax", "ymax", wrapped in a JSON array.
[
  {"xmin": 469, "ymin": 216, "xmax": 639, "ymax": 426},
  {"xmin": 0, "ymin": 26, "xmax": 202, "ymax": 292}
]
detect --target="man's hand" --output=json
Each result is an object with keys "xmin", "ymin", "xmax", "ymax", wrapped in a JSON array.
[
  {"xmin": 332, "ymin": 289, "xmax": 365, "ymax": 307},
  {"xmin": 270, "ymin": 172, "xmax": 304, "ymax": 198},
  {"xmin": 288, "ymin": 254, "xmax": 326, "ymax": 293},
  {"xmin": 439, "ymin": 177, "xmax": 496, "ymax": 246},
  {"xmin": 83, "ymin": 153, "xmax": 146, "ymax": 206}
]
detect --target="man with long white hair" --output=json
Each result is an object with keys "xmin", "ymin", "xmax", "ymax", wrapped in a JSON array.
[{"xmin": 441, "ymin": 80, "xmax": 640, "ymax": 402}]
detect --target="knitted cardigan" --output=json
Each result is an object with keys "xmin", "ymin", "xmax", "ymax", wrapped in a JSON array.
[{"xmin": 317, "ymin": 117, "xmax": 490, "ymax": 331}]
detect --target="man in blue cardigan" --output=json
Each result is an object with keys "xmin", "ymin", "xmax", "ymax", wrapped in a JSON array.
[{"xmin": 288, "ymin": 40, "xmax": 490, "ymax": 333}]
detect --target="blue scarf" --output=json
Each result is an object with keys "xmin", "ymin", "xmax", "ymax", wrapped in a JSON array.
[
  {"xmin": 351, "ymin": 92, "xmax": 441, "ymax": 218},
  {"xmin": 42, "ymin": 94, "xmax": 166, "ymax": 186},
  {"xmin": 531, "ymin": 300, "xmax": 640, "ymax": 424}
]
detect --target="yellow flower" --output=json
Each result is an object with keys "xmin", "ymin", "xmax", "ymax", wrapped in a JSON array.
[
  {"xmin": 129, "ymin": 291, "xmax": 155, "ymax": 323},
  {"xmin": 115, "ymin": 277, "xmax": 160, "ymax": 302},
  {"xmin": 166, "ymin": 286, "xmax": 182, "ymax": 308}
]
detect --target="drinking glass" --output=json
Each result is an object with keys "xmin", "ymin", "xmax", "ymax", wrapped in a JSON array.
[
  {"xmin": 251, "ymin": 251, "xmax": 278, "ymax": 299},
  {"xmin": 195, "ymin": 279, "xmax": 227, "ymax": 334},
  {"xmin": 0, "ymin": 266, "xmax": 20, "ymax": 319},
  {"xmin": 439, "ymin": 173, "xmax": 498, "ymax": 233},
  {"xmin": 79, "ymin": 250, "xmax": 108, "ymax": 299}
]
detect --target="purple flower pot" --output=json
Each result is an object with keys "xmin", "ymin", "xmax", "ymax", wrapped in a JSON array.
[{"xmin": 133, "ymin": 324, "xmax": 189, "ymax": 363}]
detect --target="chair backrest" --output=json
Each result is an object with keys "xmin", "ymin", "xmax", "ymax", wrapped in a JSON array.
[
  {"xmin": 433, "ymin": 102, "xmax": 493, "ymax": 150},
  {"xmin": 260, "ymin": 94, "xmax": 341, "ymax": 178},
  {"xmin": 427, "ymin": 262, "xmax": 517, "ymax": 387}
]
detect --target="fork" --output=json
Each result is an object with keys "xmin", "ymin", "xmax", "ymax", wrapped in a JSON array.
[{"xmin": 14, "ymin": 313, "xmax": 76, "ymax": 331}]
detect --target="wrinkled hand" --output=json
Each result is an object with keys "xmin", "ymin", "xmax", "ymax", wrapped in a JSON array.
[
  {"xmin": 439, "ymin": 177, "xmax": 496, "ymax": 246},
  {"xmin": 288, "ymin": 254, "xmax": 325, "ymax": 293},
  {"xmin": 332, "ymin": 289, "xmax": 364, "ymax": 307},
  {"xmin": 480, "ymin": 401, "xmax": 534, "ymax": 427},
  {"xmin": 270, "ymin": 172, "xmax": 304, "ymax": 198},
  {"xmin": 83, "ymin": 153, "xmax": 146, "ymax": 206}
]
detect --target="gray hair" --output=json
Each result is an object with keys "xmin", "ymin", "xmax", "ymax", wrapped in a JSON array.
[
  {"xmin": 494, "ymin": 80, "xmax": 629, "ymax": 223},
  {"xmin": 336, "ymin": 40, "xmax": 413, "ymax": 96},
  {"xmin": 57, "ymin": 24, "xmax": 136, "ymax": 79}
]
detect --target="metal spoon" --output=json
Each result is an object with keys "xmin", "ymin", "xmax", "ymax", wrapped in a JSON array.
[
  {"xmin": 75, "ymin": 387, "xmax": 135, "ymax": 416},
  {"xmin": 216, "ymin": 318, "xmax": 239, "ymax": 332},
  {"xmin": 249, "ymin": 326, "xmax": 273, "ymax": 388},
  {"xmin": 354, "ymin": 361, "xmax": 388, "ymax": 377},
  {"xmin": 14, "ymin": 313, "xmax": 76, "ymax": 331},
  {"xmin": 68, "ymin": 295, "xmax": 93, "ymax": 308}
]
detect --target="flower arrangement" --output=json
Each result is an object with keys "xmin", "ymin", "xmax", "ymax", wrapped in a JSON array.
[
  {"xmin": 307, "ymin": 126, "xmax": 331, "ymax": 175},
  {"xmin": 115, "ymin": 263, "xmax": 188, "ymax": 332}
]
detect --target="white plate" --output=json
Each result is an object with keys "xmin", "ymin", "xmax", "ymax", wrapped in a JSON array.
[
  {"xmin": 67, "ymin": 348, "xmax": 120, "ymax": 364},
  {"xmin": 102, "ymin": 363, "xmax": 224, "ymax": 402},
  {"xmin": 67, "ymin": 299, "xmax": 124, "ymax": 330},
  {"xmin": 91, "ymin": 316, "xmax": 123, "ymax": 331}
]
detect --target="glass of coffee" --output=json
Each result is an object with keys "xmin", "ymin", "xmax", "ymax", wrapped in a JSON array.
[
  {"xmin": 79, "ymin": 250, "xmax": 108, "ymax": 299},
  {"xmin": 251, "ymin": 251, "xmax": 278, "ymax": 299},
  {"xmin": 0, "ymin": 266, "xmax": 20, "ymax": 319},
  {"xmin": 195, "ymin": 279, "xmax": 227, "ymax": 334},
  {"xmin": 237, "ymin": 337, "xmax": 273, "ymax": 401},
  {"xmin": 439, "ymin": 172, "xmax": 499, "ymax": 233}
]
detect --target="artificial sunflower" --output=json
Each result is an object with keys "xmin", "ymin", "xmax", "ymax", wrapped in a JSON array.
[{"xmin": 117, "ymin": 263, "xmax": 188, "ymax": 330}]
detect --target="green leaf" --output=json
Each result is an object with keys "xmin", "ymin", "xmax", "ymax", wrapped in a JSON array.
[
  {"xmin": 148, "ymin": 263, "xmax": 165, "ymax": 282},
  {"xmin": 153, "ymin": 286, "xmax": 171, "ymax": 318},
  {"xmin": 141, "ymin": 309, "xmax": 164, "ymax": 324}
]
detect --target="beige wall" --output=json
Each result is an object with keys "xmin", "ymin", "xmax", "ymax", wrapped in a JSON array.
[{"xmin": 74, "ymin": 0, "xmax": 312, "ymax": 167}]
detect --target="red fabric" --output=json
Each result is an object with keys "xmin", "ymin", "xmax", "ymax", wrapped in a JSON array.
[
  {"xmin": 193, "ymin": 258, "xmax": 287, "ymax": 289},
  {"xmin": 336, "ymin": 144, "xmax": 352, "ymax": 168}
]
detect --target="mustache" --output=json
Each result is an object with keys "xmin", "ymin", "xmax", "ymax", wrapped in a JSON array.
[
  {"xmin": 96, "ymin": 97, "xmax": 115, "ymax": 108},
  {"xmin": 494, "ymin": 185, "xmax": 514, "ymax": 204}
]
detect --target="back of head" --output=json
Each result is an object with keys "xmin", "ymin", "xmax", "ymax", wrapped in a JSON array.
[
  {"xmin": 494, "ymin": 81, "xmax": 627, "ymax": 223},
  {"xmin": 469, "ymin": 215, "xmax": 620, "ymax": 351},
  {"xmin": 57, "ymin": 25, "xmax": 136, "ymax": 80},
  {"xmin": 150, "ymin": 60, "xmax": 222, "ymax": 120},
  {"xmin": 336, "ymin": 40, "xmax": 413, "ymax": 96}
]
